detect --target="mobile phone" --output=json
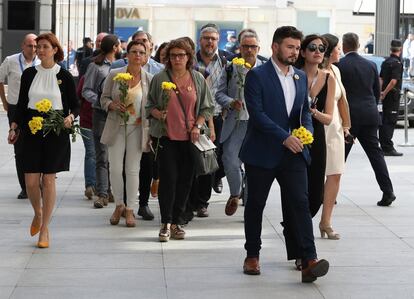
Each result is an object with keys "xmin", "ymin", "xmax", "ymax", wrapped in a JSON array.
[{"xmin": 345, "ymin": 133, "xmax": 354, "ymax": 143}]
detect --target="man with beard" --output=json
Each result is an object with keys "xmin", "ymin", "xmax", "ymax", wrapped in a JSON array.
[
  {"xmin": 240, "ymin": 26, "xmax": 329, "ymax": 283},
  {"xmin": 188, "ymin": 23, "xmax": 232, "ymax": 219}
]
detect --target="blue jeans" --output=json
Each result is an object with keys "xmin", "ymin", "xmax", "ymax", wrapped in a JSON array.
[
  {"xmin": 222, "ymin": 121, "xmax": 247, "ymax": 197},
  {"xmin": 92, "ymin": 109, "xmax": 110, "ymax": 197},
  {"xmin": 81, "ymin": 127, "xmax": 96, "ymax": 188}
]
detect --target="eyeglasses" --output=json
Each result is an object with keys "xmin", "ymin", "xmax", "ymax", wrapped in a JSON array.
[
  {"xmin": 241, "ymin": 45, "xmax": 259, "ymax": 50},
  {"xmin": 306, "ymin": 43, "xmax": 326, "ymax": 53},
  {"xmin": 201, "ymin": 36, "xmax": 219, "ymax": 42},
  {"xmin": 169, "ymin": 53, "xmax": 188, "ymax": 60},
  {"xmin": 129, "ymin": 50, "xmax": 146, "ymax": 56}
]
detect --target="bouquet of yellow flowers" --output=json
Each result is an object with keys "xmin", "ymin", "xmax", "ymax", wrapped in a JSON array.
[
  {"xmin": 152, "ymin": 81, "xmax": 177, "ymax": 160},
  {"xmin": 291, "ymin": 126, "xmax": 314, "ymax": 145},
  {"xmin": 113, "ymin": 72, "xmax": 134, "ymax": 124},
  {"xmin": 28, "ymin": 98, "xmax": 84, "ymax": 142},
  {"xmin": 232, "ymin": 57, "xmax": 252, "ymax": 125},
  {"xmin": 160, "ymin": 81, "xmax": 176, "ymax": 133}
]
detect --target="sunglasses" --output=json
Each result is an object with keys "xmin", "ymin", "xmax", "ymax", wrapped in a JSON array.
[{"xmin": 306, "ymin": 43, "xmax": 326, "ymax": 53}]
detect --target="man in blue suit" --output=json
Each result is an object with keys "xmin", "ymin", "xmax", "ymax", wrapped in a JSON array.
[
  {"xmin": 240, "ymin": 26, "xmax": 329, "ymax": 283},
  {"xmin": 337, "ymin": 32, "xmax": 396, "ymax": 207}
]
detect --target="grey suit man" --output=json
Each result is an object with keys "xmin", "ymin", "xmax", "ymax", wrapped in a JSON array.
[{"xmin": 215, "ymin": 30, "xmax": 266, "ymax": 216}]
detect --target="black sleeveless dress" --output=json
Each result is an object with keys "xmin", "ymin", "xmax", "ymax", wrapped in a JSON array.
[{"xmin": 308, "ymin": 73, "xmax": 329, "ymax": 217}]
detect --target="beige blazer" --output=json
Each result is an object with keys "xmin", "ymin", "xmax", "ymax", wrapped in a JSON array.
[
  {"xmin": 331, "ymin": 64, "xmax": 351, "ymax": 129},
  {"xmin": 100, "ymin": 66, "xmax": 153, "ymax": 151}
]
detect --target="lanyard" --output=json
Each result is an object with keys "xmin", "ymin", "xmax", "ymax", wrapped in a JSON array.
[{"xmin": 19, "ymin": 53, "xmax": 36, "ymax": 73}]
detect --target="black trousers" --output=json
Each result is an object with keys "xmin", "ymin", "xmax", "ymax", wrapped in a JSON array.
[
  {"xmin": 188, "ymin": 174, "xmax": 212, "ymax": 210},
  {"xmin": 244, "ymin": 153, "xmax": 317, "ymax": 262},
  {"xmin": 213, "ymin": 115, "xmax": 225, "ymax": 181},
  {"xmin": 345, "ymin": 124, "xmax": 394, "ymax": 194},
  {"xmin": 379, "ymin": 111, "xmax": 398, "ymax": 152},
  {"xmin": 7, "ymin": 104, "xmax": 26, "ymax": 192},
  {"xmin": 158, "ymin": 138, "xmax": 195, "ymax": 225},
  {"xmin": 138, "ymin": 152, "xmax": 154, "ymax": 207}
]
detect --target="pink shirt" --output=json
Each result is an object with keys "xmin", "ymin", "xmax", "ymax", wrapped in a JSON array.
[{"xmin": 166, "ymin": 79, "xmax": 196, "ymax": 141}]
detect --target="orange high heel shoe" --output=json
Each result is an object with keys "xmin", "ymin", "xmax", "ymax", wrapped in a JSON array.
[
  {"xmin": 30, "ymin": 215, "xmax": 42, "ymax": 236},
  {"xmin": 37, "ymin": 228, "xmax": 49, "ymax": 248}
]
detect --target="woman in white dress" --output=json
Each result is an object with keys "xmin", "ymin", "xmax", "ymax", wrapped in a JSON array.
[
  {"xmin": 319, "ymin": 34, "xmax": 351, "ymax": 240},
  {"xmin": 8, "ymin": 33, "xmax": 79, "ymax": 248}
]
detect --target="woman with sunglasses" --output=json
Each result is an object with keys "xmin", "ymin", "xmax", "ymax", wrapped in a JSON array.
[
  {"xmin": 146, "ymin": 38, "xmax": 214, "ymax": 242},
  {"xmin": 297, "ymin": 34, "xmax": 335, "ymax": 222},
  {"xmin": 100, "ymin": 40, "xmax": 152, "ymax": 227},
  {"xmin": 319, "ymin": 33, "xmax": 351, "ymax": 240},
  {"xmin": 294, "ymin": 34, "xmax": 336, "ymax": 269}
]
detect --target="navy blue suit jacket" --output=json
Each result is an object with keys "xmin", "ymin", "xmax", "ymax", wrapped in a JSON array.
[
  {"xmin": 239, "ymin": 60, "xmax": 313, "ymax": 169},
  {"xmin": 337, "ymin": 52, "xmax": 381, "ymax": 126}
]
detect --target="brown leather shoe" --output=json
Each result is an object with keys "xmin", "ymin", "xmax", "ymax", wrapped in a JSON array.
[
  {"xmin": 301, "ymin": 259, "xmax": 329, "ymax": 283},
  {"xmin": 225, "ymin": 196, "xmax": 239, "ymax": 216},
  {"xmin": 243, "ymin": 257, "xmax": 260, "ymax": 275}
]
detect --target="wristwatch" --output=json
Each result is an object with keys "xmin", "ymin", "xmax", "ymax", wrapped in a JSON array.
[{"xmin": 194, "ymin": 124, "xmax": 202, "ymax": 130}]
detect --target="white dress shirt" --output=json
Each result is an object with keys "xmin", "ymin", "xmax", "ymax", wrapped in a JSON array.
[
  {"xmin": 271, "ymin": 57, "xmax": 296, "ymax": 116},
  {"xmin": 0, "ymin": 53, "xmax": 39, "ymax": 104}
]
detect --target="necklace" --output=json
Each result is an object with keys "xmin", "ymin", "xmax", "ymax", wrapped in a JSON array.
[
  {"xmin": 173, "ymin": 71, "xmax": 192, "ymax": 92},
  {"xmin": 173, "ymin": 70, "xmax": 188, "ymax": 80}
]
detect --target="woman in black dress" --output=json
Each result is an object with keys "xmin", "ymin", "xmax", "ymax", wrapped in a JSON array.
[
  {"xmin": 297, "ymin": 34, "xmax": 335, "ymax": 217},
  {"xmin": 8, "ymin": 33, "xmax": 79, "ymax": 248},
  {"xmin": 294, "ymin": 35, "xmax": 335, "ymax": 269}
]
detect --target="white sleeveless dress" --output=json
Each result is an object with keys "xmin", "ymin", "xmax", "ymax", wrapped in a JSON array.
[{"xmin": 324, "ymin": 72, "xmax": 345, "ymax": 175}]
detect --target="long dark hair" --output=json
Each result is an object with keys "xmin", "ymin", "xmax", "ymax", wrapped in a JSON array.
[
  {"xmin": 295, "ymin": 34, "xmax": 327, "ymax": 69},
  {"xmin": 153, "ymin": 42, "xmax": 168, "ymax": 63},
  {"xmin": 321, "ymin": 34, "xmax": 339, "ymax": 68},
  {"xmin": 93, "ymin": 34, "xmax": 119, "ymax": 65}
]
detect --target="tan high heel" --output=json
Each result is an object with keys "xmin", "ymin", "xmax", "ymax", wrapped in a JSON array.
[
  {"xmin": 37, "ymin": 228, "xmax": 49, "ymax": 248},
  {"xmin": 110, "ymin": 204, "xmax": 125, "ymax": 225},
  {"xmin": 319, "ymin": 223, "xmax": 340, "ymax": 240},
  {"xmin": 30, "ymin": 214, "xmax": 42, "ymax": 236},
  {"xmin": 125, "ymin": 209, "xmax": 136, "ymax": 227}
]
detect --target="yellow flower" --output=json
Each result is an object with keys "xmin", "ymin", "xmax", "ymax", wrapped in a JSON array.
[
  {"xmin": 292, "ymin": 125, "xmax": 313, "ymax": 145},
  {"xmin": 28, "ymin": 116, "xmax": 44, "ymax": 135},
  {"xmin": 232, "ymin": 57, "xmax": 246, "ymax": 66},
  {"xmin": 161, "ymin": 81, "xmax": 177, "ymax": 90},
  {"xmin": 113, "ymin": 72, "xmax": 133, "ymax": 82},
  {"xmin": 35, "ymin": 99, "xmax": 52, "ymax": 113},
  {"xmin": 245, "ymin": 62, "xmax": 252, "ymax": 69}
]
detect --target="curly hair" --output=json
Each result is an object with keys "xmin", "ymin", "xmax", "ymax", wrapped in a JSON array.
[{"xmin": 165, "ymin": 38, "xmax": 195, "ymax": 70}]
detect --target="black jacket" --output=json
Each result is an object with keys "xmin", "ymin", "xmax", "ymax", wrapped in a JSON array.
[
  {"xmin": 12, "ymin": 65, "xmax": 80, "ymax": 127},
  {"xmin": 337, "ymin": 52, "xmax": 381, "ymax": 126}
]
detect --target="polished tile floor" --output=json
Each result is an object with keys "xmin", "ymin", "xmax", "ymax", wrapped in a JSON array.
[{"xmin": 1, "ymin": 114, "xmax": 414, "ymax": 299}]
